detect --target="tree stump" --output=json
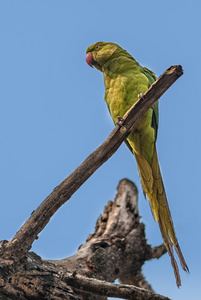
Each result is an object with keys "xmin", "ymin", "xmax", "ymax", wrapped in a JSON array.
[{"xmin": 0, "ymin": 179, "xmax": 168, "ymax": 300}]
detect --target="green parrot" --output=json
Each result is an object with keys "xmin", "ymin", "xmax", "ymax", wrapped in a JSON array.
[{"xmin": 86, "ymin": 41, "xmax": 189, "ymax": 286}]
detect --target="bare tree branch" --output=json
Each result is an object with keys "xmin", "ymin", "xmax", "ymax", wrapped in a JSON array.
[
  {"xmin": 63, "ymin": 273, "xmax": 171, "ymax": 300},
  {"xmin": 146, "ymin": 244, "xmax": 167, "ymax": 260},
  {"xmin": 0, "ymin": 65, "xmax": 183, "ymax": 261}
]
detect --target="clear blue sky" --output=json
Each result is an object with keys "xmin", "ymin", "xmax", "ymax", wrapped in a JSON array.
[{"xmin": 0, "ymin": 1, "xmax": 200, "ymax": 299}]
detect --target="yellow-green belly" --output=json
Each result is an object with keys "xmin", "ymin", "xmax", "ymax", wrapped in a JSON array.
[{"xmin": 104, "ymin": 74, "xmax": 155, "ymax": 164}]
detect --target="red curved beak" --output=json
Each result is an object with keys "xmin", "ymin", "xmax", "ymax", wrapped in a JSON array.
[{"xmin": 86, "ymin": 52, "xmax": 94, "ymax": 67}]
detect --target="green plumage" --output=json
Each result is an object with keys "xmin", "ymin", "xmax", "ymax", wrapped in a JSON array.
[{"xmin": 86, "ymin": 42, "xmax": 188, "ymax": 286}]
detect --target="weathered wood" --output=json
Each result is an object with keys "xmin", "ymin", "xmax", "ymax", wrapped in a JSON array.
[
  {"xmin": 0, "ymin": 65, "xmax": 183, "ymax": 260},
  {"xmin": 63, "ymin": 273, "xmax": 171, "ymax": 300},
  {"xmin": 0, "ymin": 179, "xmax": 168, "ymax": 300}
]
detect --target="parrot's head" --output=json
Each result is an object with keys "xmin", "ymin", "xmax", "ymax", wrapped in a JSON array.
[{"xmin": 86, "ymin": 42, "xmax": 119, "ymax": 72}]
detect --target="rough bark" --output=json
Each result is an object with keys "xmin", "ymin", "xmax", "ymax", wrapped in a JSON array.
[{"xmin": 0, "ymin": 179, "xmax": 168, "ymax": 300}]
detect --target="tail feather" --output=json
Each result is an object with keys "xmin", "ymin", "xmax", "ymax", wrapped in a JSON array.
[
  {"xmin": 134, "ymin": 145, "xmax": 189, "ymax": 286},
  {"xmin": 134, "ymin": 153, "xmax": 159, "ymax": 221},
  {"xmin": 175, "ymin": 242, "xmax": 189, "ymax": 273}
]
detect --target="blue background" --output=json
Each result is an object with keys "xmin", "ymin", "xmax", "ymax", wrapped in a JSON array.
[{"xmin": 0, "ymin": 1, "xmax": 200, "ymax": 299}]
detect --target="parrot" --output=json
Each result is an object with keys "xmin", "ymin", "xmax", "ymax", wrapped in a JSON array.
[{"xmin": 86, "ymin": 41, "xmax": 189, "ymax": 286}]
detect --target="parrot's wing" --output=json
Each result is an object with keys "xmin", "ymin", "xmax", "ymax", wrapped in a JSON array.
[
  {"xmin": 142, "ymin": 67, "xmax": 159, "ymax": 140},
  {"xmin": 124, "ymin": 139, "xmax": 133, "ymax": 154},
  {"xmin": 151, "ymin": 102, "xmax": 159, "ymax": 140}
]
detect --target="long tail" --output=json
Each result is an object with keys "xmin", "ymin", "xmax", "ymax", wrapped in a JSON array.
[{"xmin": 134, "ymin": 145, "xmax": 189, "ymax": 287}]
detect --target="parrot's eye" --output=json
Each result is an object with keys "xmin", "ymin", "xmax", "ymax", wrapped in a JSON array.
[{"xmin": 95, "ymin": 45, "xmax": 101, "ymax": 50}]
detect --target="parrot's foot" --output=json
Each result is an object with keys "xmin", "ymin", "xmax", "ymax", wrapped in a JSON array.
[
  {"xmin": 116, "ymin": 116, "xmax": 125, "ymax": 127},
  {"xmin": 138, "ymin": 93, "xmax": 144, "ymax": 100}
]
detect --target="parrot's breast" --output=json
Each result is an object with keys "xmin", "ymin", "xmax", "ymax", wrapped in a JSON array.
[
  {"xmin": 104, "ymin": 71, "xmax": 155, "ymax": 164},
  {"xmin": 104, "ymin": 72, "xmax": 150, "ymax": 125}
]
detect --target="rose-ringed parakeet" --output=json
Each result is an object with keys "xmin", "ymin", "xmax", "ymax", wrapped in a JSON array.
[{"xmin": 86, "ymin": 41, "xmax": 189, "ymax": 286}]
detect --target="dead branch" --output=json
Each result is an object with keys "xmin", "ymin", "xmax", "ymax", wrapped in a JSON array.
[
  {"xmin": 63, "ymin": 273, "xmax": 171, "ymax": 300},
  {"xmin": 0, "ymin": 65, "xmax": 183, "ymax": 261}
]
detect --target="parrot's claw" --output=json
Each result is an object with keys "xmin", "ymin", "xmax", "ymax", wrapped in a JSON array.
[
  {"xmin": 138, "ymin": 93, "xmax": 144, "ymax": 100},
  {"xmin": 138, "ymin": 93, "xmax": 153, "ymax": 109},
  {"xmin": 116, "ymin": 116, "xmax": 125, "ymax": 127}
]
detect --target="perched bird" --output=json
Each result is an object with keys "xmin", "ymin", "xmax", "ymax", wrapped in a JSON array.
[{"xmin": 86, "ymin": 41, "xmax": 189, "ymax": 286}]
